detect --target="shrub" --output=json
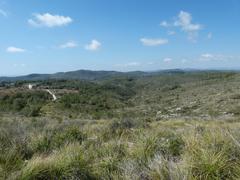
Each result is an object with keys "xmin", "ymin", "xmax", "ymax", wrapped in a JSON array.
[
  {"xmin": 183, "ymin": 128, "xmax": 240, "ymax": 180},
  {"xmin": 190, "ymin": 150, "xmax": 239, "ymax": 179},
  {"xmin": 0, "ymin": 129, "xmax": 27, "ymax": 179},
  {"xmin": 0, "ymin": 91, "xmax": 50, "ymax": 116},
  {"xmin": 131, "ymin": 131, "xmax": 185, "ymax": 165},
  {"xmin": 19, "ymin": 144, "xmax": 95, "ymax": 180},
  {"xmin": 24, "ymin": 105, "xmax": 42, "ymax": 117},
  {"xmin": 13, "ymin": 98, "xmax": 26, "ymax": 111},
  {"xmin": 101, "ymin": 118, "xmax": 148, "ymax": 140},
  {"xmin": 0, "ymin": 148, "xmax": 24, "ymax": 179},
  {"xmin": 147, "ymin": 154, "xmax": 188, "ymax": 180},
  {"xmin": 31, "ymin": 127, "xmax": 86, "ymax": 153},
  {"xmin": 111, "ymin": 118, "xmax": 136, "ymax": 131},
  {"xmin": 91, "ymin": 140, "xmax": 127, "ymax": 179}
]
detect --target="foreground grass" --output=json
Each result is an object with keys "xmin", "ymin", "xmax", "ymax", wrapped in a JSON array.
[{"xmin": 1, "ymin": 117, "xmax": 240, "ymax": 179}]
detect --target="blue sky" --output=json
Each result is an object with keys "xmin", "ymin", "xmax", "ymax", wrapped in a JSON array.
[{"xmin": 0, "ymin": 0, "xmax": 239, "ymax": 75}]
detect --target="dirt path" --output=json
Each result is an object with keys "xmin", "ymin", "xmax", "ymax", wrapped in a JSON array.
[{"xmin": 45, "ymin": 89, "xmax": 57, "ymax": 101}]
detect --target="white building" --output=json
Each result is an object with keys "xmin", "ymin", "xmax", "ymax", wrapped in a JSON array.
[{"xmin": 28, "ymin": 84, "xmax": 33, "ymax": 90}]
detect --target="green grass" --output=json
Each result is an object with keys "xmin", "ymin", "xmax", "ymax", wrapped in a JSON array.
[
  {"xmin": 1, "ymin": 72, "xmax": 240, "ymax": 179},
  {"xmin": 1, "ymin": 116, "xmax": 240, "ymax": 179}
]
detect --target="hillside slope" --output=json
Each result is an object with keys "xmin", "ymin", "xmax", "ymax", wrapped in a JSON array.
[{"xmin": 1, "ymin": 71, "xmax": 240, "ymax": 120}]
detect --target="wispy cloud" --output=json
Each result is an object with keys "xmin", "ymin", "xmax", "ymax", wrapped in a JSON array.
[
  {"xmin": 147, "ymin": 62, "xmax": 155, "ymax": 65},
  {"xmin": 6, "ymin": 46, "xmax": 26, "ymax": 53},
  {"xmin": 13, "ymin": 63, "xmax": 26, "ymax": 67},
  {"xmin": 199, "ymin": 53, "xmax": 237, "ymax": 61},
  {"xmin": 163, "ymin": 57, "xmax": 172, "ymax": 63},
  {"xmin": 160, "ymin": 11, "xmax": 203, "ymax": 41},
  {"xmin": 115, "ymin": 62, "xmax": 141, "ymax": 67},
  {"xmin": 201, "ymin": 53, "xmax": 214, "ymax": 59},
  {"xmin": 160, "ymin": 21, "xmax": 170, "ymax": 27},
  {"xmin": 124, "ymin": 62, "xmax": 141, "ymax": 67},
  {"xmin": 140, "ymin": 38, "xmax": 168, "ymax": 46},
  {"xmin": 174, "ymin": 11, "xmax": 202, "ymax": 32},
  {"xmin": 59, "ymin": 41, "xmax": 78, "ymax": 49},
  {"xmin": 174, "ymin": 11, "xmax": 202, "ymax": 41},
  {"xmin": 85, "ymin": 40, "xmax": 101, "ymax": 51},
  {"xmin": 28, "ymin": 13, "xmax": 73, "ymax": 27},
  {"xmin": 167, "ymin": 31, "xmax": 176, "ymax": 35},
  {"xmin": 0, "ymin": 9, "xmax": 7, "ymax": 17}
]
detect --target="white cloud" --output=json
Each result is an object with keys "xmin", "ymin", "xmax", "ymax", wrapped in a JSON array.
[
  {"xmin": 160, "ymin": 11, "xmax": 203, "ymax": 41},
  {"xmin": 59, "ymin": 41, "xmax": 78, "ymax": 49},
  {"xmin": 28, "ymin": 13, "xmax": 73, "ymax": 27},
  {"xmin": 140, "ymin": 38, "xmax": 168, "ymax": 46},
  {"xmin": 163, "ymin": 58, "xmax": 172, "ymax": 62},
  {"xmin": 85, "ymin": 40, "xmax": 101, "ymax": 51},
  {"xmin": 174, "ymin": 11, "xmax": 202, "ymax": 31},
  {"xmin": 6, "ymin": 46, "xmax": 26, "ymax": 53},
  {"xmin": 147, "ymin": 62, "xmax": 155, "ymax": 65},
  {"xmin": 199, "ymin": 53, "xmax": 237, "ymax": 62},
  {"xmin": 207, "ymin": 32, "xmax": 212, "ymax": 39},
  {"xmin": 0, "ymin": 9, "xmax": 7, "ymax": 17},
  {"xmin": 201, "ymin": 53, "xmax": 214, "ymax": 59},
  {"xmin": 174, "ymin": 11, "xmax": 202, "ymax": 41},
  {"xmin": 125, "ymin": 62, "xmax": 141, "ymax": 66},
  {"xmin": 160, "ymin": 21, "xmax": 170, "ymax": 27}
]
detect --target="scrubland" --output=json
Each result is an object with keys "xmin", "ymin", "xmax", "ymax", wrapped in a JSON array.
[
  {"xmin": 1, "ymin": 71, "xmax": 240, "ymax": 179},
  {"xmin": 2, "ymin": 117, "xmax": 240, "ymax": 179}
]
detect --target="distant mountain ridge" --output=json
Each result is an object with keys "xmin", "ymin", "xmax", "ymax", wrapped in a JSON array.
[
  {"xmin": 0, "ymin": 68, "xmax": 227, "ymax": 82},
  {"xmin": 0, "ymin": 70, "xmax": 147, "ymax": 82}
]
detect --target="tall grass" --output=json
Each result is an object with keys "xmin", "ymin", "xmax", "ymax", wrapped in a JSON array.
[{"xmin": 1, "ymin": 116, "xmax": 240, "ymax": 179}]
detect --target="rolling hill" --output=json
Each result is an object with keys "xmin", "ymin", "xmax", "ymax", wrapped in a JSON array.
[{"xmin": 0, "ymin": 69, "xmax": 204, "ymax": 82}]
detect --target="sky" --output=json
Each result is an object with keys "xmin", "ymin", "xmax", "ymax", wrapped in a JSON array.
[{"xmin": 0, "ymin": 0, "xmax": 240, "ymax": 76}]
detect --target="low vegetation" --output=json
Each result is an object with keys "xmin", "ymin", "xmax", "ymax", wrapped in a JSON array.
[
  {"xmin": 1, "ymin": 117, "xmax": 240, "ymax": 179},
  {"xmin": 1, "ymin": 71, "xmax": 240, "ymax": 179}
]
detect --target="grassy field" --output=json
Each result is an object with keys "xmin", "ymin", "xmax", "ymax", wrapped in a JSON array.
[
  {"xmin": 1, "ymin": 117, "xmax": 240, "ymax": 179},
  {"xmin": 1, "ymin": 71, "xmax": 240, "ymax": 179}
]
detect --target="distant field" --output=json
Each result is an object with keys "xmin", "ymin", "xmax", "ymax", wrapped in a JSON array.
[{"xmin": 1, "ymin": 71, "xmax": 240, "ymax": 179}]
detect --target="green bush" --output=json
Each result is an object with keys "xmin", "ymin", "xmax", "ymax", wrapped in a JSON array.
[
  {"xmin": 0, "ymin": 129, "xmax": 31, "ymax": 179},
  {"xmin": 23, "ymin": 105, "xmax": 42, "ymax": 117},
  {"xmin": 0, "ymin": 91, "xmax": 50, "ymax": 116},
  {"xmin": 190, "ymin": 151, "xmax": 239, "ymax": 179},
  {"xmin": 132, "ymin": 131, "xmax": 185, "ymax": 164},
  {"xmin": 31, "ymin": 127, "xmax": 86, "ymax": 153},
  {"xmin": 111, "ymin": 118, "xmax": 136, "ymax": 131},
  {"xmin": 19, "ymin": 144, "xmax": 95, "ymax": 180}
]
